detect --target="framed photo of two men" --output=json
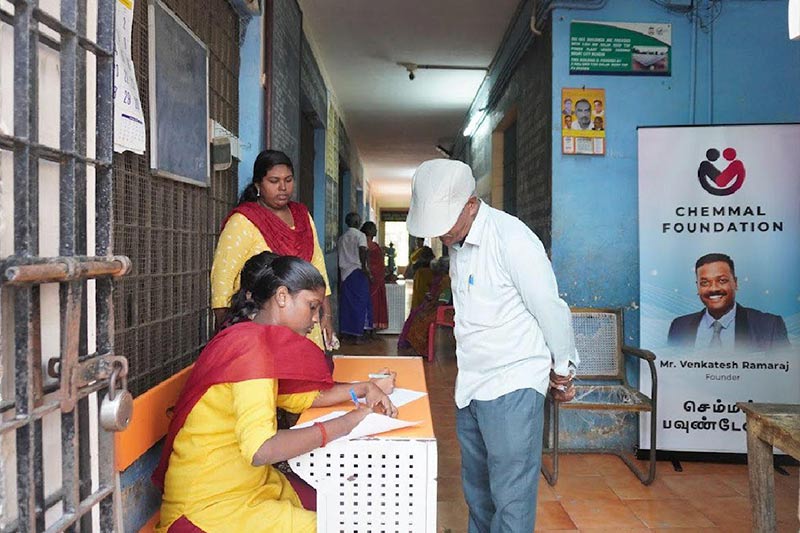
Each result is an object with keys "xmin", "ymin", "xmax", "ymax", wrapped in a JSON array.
[{"xmin": 637, "ymin": 124, "xmax": 800, "ymax": 454}]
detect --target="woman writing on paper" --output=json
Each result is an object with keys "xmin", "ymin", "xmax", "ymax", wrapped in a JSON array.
[
  {"xmin": 235, "ymin": 253, "xmax": 396, "ymax": 434},
  {"xmin": 236, "ymin": 253, "xmax": 397, "ymax": 395},
  {"xmin": 211, "ymin": 150, "xmax": 337, "ymax": 350},
  {"xmin": 154, "ymin": 254, "xmax": 397, "ymax": 533}
]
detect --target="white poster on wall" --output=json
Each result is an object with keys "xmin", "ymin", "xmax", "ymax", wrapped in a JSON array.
[
  {"xmin": 114, "ymin": 0, "xmax": 146, "ymax": 154},
  {"xmin": 638, "ymin": 124, "xmax": 800, "ymax": 453}
]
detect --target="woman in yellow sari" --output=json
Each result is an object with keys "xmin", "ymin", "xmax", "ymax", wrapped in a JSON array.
[
  {"xmin": 155, "ymin": 254, "xmax": 396, "ymax": 532},
  {"xmin": 211, "ymin": 150, "xmax": 336, "ymax": 350}
]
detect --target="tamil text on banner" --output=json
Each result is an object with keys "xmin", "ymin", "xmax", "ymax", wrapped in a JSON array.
[
  {"xmin": 561, "ymin": 88, "xmax": 605, "ymax": 156},
  {"xmin": 637, "ymin": 124, "xmax": 800, "ymax": 453}
]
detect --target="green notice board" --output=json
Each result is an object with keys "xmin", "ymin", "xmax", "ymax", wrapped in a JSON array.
[{"xmin": 570, "ymin": 21, "xmax": 671, "ymax": 76}]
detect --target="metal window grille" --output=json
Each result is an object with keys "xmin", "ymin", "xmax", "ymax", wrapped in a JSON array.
[
  {"xmin": 111, "ymin": 0, "xmax": 238, "ymax": 397},
  {"xmin": 0, "ymin": 0, "xmax": 238, "ymax": 528},
  {"xmin": 0, "ymin": 0, "xmax": 124, "ymax": 531}
]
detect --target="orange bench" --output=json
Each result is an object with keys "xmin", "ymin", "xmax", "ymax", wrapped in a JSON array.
[{"xmin": 116, "ymin": 366, "xmax": 192, "ymax": 533}]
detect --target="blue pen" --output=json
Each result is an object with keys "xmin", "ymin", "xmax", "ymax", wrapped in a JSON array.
[{"xmin": 349, "ymin": 387, "xmax": 360, "ymax": 407}]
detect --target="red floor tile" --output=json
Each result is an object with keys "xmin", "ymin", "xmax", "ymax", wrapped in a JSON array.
[
  {"xmin": 626, "ymin": 499, "xmax": 716, "ymax": 529},
  {"xmin": 551, "ymin": 476, "xmax": 620, "ymax": 502},
  {"xmin": 560, "ymin": 499, "xmax": 646, "ymax": 529},
  {"xmin": 535, "ymin": 501, "xmax": 576, "ymax": 531}
]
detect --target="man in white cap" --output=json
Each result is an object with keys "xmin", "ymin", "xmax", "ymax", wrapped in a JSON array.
[{"xmin": 407, "ymin": 159, "xmax": 579, "ymax": 533}]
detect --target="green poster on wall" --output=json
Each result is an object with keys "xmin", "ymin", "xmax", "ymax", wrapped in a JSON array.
[{"xmin": 570, "ymin": 21, "xmax": 671, "ymax": 75}]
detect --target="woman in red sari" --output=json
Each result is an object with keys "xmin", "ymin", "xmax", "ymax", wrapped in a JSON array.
[
  {"xmin": 360, "ymin": 221, "xmax": 388, "ymax": 332},
  {"xmin": 155, "ymin": 254, "xmax": 396, "ymax": 532}
]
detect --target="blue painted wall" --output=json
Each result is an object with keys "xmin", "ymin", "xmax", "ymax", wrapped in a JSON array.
[
  {"xmin": 547, "ymin": 0, "xmax": 800, "ymax": 449},
  {"xmin": 550, "ymin": 0, "xmax": 800, "ymax": 360},
  {"xmin": 313, "ymin": 129, "xmax": 341, "ymax": 304},
  {"xmin": 313, "ymin": 129, "xmax": 328, "ymax": 242},
  {"xmin": 238, "ymin": 17, "xmax": 264, "ymax": 194},
  {"xmin": 238, "ymin": 15, "xmax": 344, "ymax": 317}
]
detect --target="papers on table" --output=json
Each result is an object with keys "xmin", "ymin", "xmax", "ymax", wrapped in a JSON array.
[
  {"xmin": 387, "ymin": 388, "xmax": 427, "ymax": 408},
  {"xmin": 294, "ymin": 411, "xmax": 421, "ymax": 441},
  {"xmin": 349, "ymin": 386, "xmax": 428, "ymax": 409}
]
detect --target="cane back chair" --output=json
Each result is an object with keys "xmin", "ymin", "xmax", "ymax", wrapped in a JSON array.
[{"xmin": 541, "ymin": 308, "xmax": 658, "ymax": 486}]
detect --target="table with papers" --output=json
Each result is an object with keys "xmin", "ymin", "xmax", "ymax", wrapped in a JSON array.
[{"xmin": 291, "ymin": 356, "xmax": 437, "ymax": 533}]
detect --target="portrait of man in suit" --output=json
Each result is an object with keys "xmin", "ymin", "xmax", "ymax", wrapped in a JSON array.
[{"xmin": 667, "ymin": 253, "xmax": 790, "ymax": 351}]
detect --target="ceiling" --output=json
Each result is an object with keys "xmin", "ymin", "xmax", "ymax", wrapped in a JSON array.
[{"xmin": 298, "ymin": 0, "xmax": 521, "ymax": 207}]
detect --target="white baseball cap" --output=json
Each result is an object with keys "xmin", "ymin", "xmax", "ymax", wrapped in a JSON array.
[{"xmin": 406, "ymin": 159, "xmax": 476, "ymax": 238}]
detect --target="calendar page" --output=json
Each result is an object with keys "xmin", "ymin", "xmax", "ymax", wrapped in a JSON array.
[{"xmin": 113, "ymin": 0, "xmax": 146, "ymax": 154}]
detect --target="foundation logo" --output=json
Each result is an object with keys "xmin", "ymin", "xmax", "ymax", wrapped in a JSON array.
[{"xmin": 697, "ymin": 148, "xmax": 746, "ymax": 196}]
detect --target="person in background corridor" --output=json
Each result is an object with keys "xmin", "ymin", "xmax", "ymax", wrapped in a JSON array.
[
  {"xmin": 154, "ymin": 253, "xmax": 396, "ymax": 533},
  {"xmin": 406, "ymin": 159, "xmax": 579, "ymax": 533},
  {"xmin": 409, "ymin": 246, "xmax": 436, "ymax": 309},
  {"xmin": 210, "ymin": 149, "xmax": 337, "ymax": 350},
  {"xmin": 361, "ymin": 221, "xmax": 389, "ymax": 334},
  {"xmin": 404, "ymin": 236, "xmax": 425, "ymax": 278},
  {"xmin": 338, "ymin": 212, "xmax": 372, "ymax": 342},
  {"xmin": 398, "ymin": 256, "xmax": 452, "ymax": 356}
]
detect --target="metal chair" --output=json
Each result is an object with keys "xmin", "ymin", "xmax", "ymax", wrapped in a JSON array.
[
  {"xmin": 541, "ymin": 308, "xmax": 658, "ymax": 485},
  {"xmin": 427, "ymin": 305, "xmax": 454, "ymax": 362}
]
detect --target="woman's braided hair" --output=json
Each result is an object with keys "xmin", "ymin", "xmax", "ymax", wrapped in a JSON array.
[{"xmin": 224, "ymin": 251, "xmax": 326, "ymax": 328}]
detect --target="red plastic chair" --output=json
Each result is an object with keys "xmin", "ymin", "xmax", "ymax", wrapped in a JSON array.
[{"xmin": 427, "ymin": 305, "xmax": 454, "ymax": 362}]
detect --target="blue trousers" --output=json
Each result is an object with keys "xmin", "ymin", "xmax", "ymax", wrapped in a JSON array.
[
  {"xmin": 339, "ymin": 269, "xmax": 373, "ymax": 336},
  {"xmin": 456, "ymin": 387, "xmax": 545, "ymax": 533}
]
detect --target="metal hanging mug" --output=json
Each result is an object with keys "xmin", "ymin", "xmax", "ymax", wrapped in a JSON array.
[{"xmin": 99, "ymin": 363, "xmax": 134, "ymax": 431}]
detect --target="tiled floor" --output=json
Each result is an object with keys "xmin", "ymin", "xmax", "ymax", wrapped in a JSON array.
[{"xmin": 338, "ymin": 333, "xmax": 799, "ymax": 532}]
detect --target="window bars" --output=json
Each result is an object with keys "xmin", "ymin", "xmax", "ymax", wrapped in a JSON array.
[{"xmin": 0, "ymin": 0, "xmax": 128, "ymax": 531}]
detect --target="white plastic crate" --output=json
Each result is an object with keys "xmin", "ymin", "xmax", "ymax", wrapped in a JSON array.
[
  {"xmin": 383, "ymin": 283, "xmax": 407, "ymax": 334},
  {"xmin": 291, "ymin": 437, "xmax": 437, "ymax": 532}
]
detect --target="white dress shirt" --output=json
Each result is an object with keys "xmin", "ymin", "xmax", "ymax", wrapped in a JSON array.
[
  {"xmin": 449, "ymin": 202, "xmax": 579, "ymax": 408},
  {"xmin": 337, "ymin": 227, "xmax": 367, "ymax": 281}
]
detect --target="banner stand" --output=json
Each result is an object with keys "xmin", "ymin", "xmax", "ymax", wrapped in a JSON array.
[{"xmin": 637, "ymin": 124, "xmax": 800, "ymax": 456}]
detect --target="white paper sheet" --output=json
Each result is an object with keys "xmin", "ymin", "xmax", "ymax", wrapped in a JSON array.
[
  {"xmin": 347, "ymin": 386, "xmax": 428, "ymax": 408},
  {"xmin": 294, "ymin": 411, "xmax": 420, "ymax": 441},
  {"xmin": 386, "ymin": 388, "xmax": 427, "ymax": 408}
]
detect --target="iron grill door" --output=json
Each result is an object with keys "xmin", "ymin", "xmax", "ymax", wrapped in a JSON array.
[{"xmin": 0, "ymin": 1, "xmax": 129, "ymax": 531}]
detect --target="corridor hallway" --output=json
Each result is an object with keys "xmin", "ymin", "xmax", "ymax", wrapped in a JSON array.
[
  {"xmin": 340, "ymin": 335, "xmax": 799, "ymax": 532},
  {"xmin": 2, "ymin": 0, "xmax": 799, "ymax": 529}
]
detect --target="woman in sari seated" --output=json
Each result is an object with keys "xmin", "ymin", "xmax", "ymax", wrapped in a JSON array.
[
  {"xmin": 398, "ymin": 257, "xmax": 452, "ymax": 355},
  {"xmin": 408, "ymin": 246, "xmax": 435, "ymax": 309},
  {"xmin": 154, "ymin": 253, "xmax": 397, "ymax": 533}
]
